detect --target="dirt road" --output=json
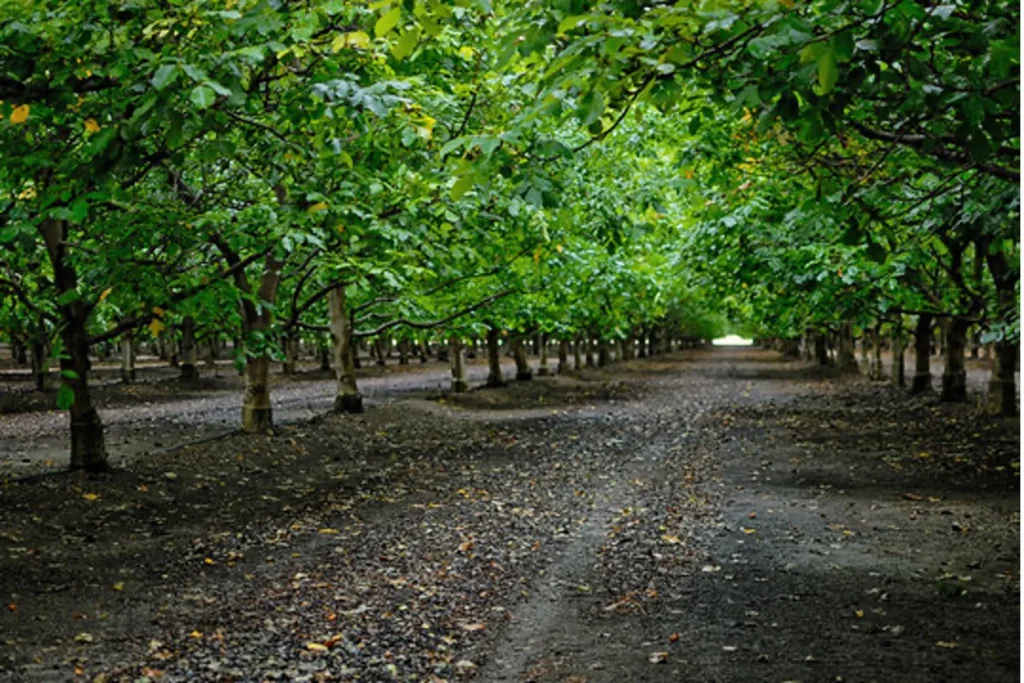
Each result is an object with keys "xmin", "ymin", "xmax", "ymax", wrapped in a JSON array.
[{"xmin": 0, "ymin": 349, "xmax": 1017, "ymax": 682}]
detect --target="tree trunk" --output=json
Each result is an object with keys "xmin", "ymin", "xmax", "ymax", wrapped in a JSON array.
[
  {"xmin": 450, "ymin": 337, "xmax": 468, "ymax": 392},
  {"xmin": 398, "ymin": 339, "xmax": 410, "ymax": 365},
  {"xmin": 647, "ymin": 328, "xmax": 658, "ymax": 356},
  {"xmin": 374, "ymin": 338, "xmax": 387, "ymax": 367},
  {"xmin": 120, "ymin": 332, "xmax": 135, "ymax": 384},
  {"xmin": 239, "ymin": 255, "xmax": 285, "ymax": 432},
  {"xmin": 585, "ymin": 337, "xmax": 595, "ymax": 368},
  {"xmin": 989, "ymin": 341, "xmax": 1018, "ymax": 416},
  {"xmin": 557, "ymin": 339, "xmax": 569, "ymax": 374},
  {"xmin": 282, "ymin": 335, "xmax": 299, "ymax": 374},
  {"xmin": 485, "ymin": 327, "xmax": 505, "ymax": 387},
  {"xmin": 180, "ymin": 316, "xmax": 199, "ymax": 381},
  {"xmin": 319, "ymin": 342, "xmax": 331, "ymax": 371},
  {"xmin": 891, "ymin": 321, "xmax": 905, "ymax": 388},
  {"xmin": 40, "ymin": 218, "xmax": 108, "ymax": 472},
  {"xmin": 573, "ymin": 333, "xmax": 582, "ymax": 370},
  {"xmin": 911, "ymin": 314, "xmax": 932, "ymax": 393},
  {"xmin": 869, "ymin": 324, "xmax": 884, "ymax": 380},
  {"xmin": 940, "ymin": 316, "xmax": 968, "ymax": 402},
  {"xmin": 329, "ymin": 286, "xmax": 363, "ymax": 413},
  {"xmin": 814, "ymin": 333, "xmax": 829, "ymax": 366},
  {"xmin": 970, "ymin": 330, "xmax": 980, "ymax": 359},
  {"xmin": 598, "ymin": 339, "xmax": 611, "ymax": 367},
  {"xmin": 537, "ymin": 333, "xmax": 551, "ymax": 376},
  {"xmin": 513, "ymin": 335, "xmax": 532, "ymax": 381},
  {"xmin": 30, "ymin": 338, "xmax": 46, "ymax": 392},
  {"xmin": 835, "ymin": 324, "xmax": 857, "ymax": 372}
]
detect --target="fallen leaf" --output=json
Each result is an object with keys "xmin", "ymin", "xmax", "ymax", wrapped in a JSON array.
[
  {"xmin": 935, "ymin": 641, "xmax": 958, "ymax": 649},
  {"xmin": 740, "ymin": 527, "xmax": 756, "ymax": 534},
  {"xmin": 112, "ymin": 582, "xmax": 124, "ymax": 591},
  {"xmin": 459, "ymin": 622, "xmax": 486, "ymax": 632},
  {"xmin": 903, "ymin": 493, "xmax": 923, "ymax": 501},
  {"xmin": 669, "ymin": 632, "xmax": 680, "ymax": 642},
  {"xmin": 660, "ymin": 534, "xmax": 681, "ymax": 544},
  {"xmin": 648, "ymin": 651, "xmax": 669, "ymax": 663},
  {"xmin": 306, "ymin": 642, "xmax": 328, "ymax": 652},
  {"xmin": 82, "ymin": 493, "xmax": 100, "ymax": 501},
  {"xmin": 854, "ymin": 609, "xmax": 864, "ymax": 618},
  {"xmin": 747, "ymin": 512, "xmax": 757, "ymax": 519},
  {"xmin": 74, "ymin": 632, "xmax": 94, "ymax": 643},
  {"xmin": 318, "ymin": 528, "xmax": 340, "ymax": 535},
  {"xmin": 188, "ymin": 630, "xmax": 202, "ymax": 639}
]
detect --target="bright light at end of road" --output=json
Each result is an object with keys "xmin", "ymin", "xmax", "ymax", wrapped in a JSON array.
[{"xmin": 712, "ymin": 335, "xmax": 754, "ymax": 346}]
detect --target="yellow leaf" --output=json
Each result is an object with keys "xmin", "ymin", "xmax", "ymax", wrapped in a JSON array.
[
  {"xmin": 148, "ymin": 319, "xmax": 165, "ymax": 338},
  {"xmin": 152, "ymin": 306, "xmax": 165, "ymax": 316},
  {"xmin": 99, "ymin": 287, "xmax": 113, "ymax": 302},
  {"xmin": 203, "ymin": 557, "xmax": 214, "ymax": 565},
  {"xmin": 84, "ymin": 118, "xmax": 101, "ymax": 133},
  {"xmin": 308, "ymin": 201, "xmax": 328, "ymax": 213},
  {"xmin": 854, "ymin": 609, "xmax": 864, "ymax": 618},
  {"xmin": 335, "ymin": 224, "xmax": 345, "ymax": 233},
  {"xmin": 306, "ymin": 642, "xmax": 328, "ymax": 652},
  {"xmin": 318, "ymin": 528, "xmax": 340, "ymax": 535},
  {"xmin": 740, "ymin": 527, "xmax": 756, "ymax": 534},
  {"xmin": 332, "ymin": 31, "xmax": 370, "ymax": 52},
  {"xmin": 189, "ymin": 630, "xmax": 203, "ymax": 639},
  {"xmin": 555, "ymin": 244, "xmax": 563, "ymax": 253},
  {"xmin": 9, "ymin": 104, "xmax": 29, "ymax": 124},
  {"xmin": 935, "ymin": 641, "xmax": 958, "ymax": 649},
  {"xmin": 660, "ymin": 534, "xmax": 681, "ymax": 544},
  {"xmin": 82, "ymin": 493, "xmax": 100, "ymax": 501},
  {"xmin": 458, "ymin": 46, "xmax": 475, "ymax": 60},
  {"xmin": 533, "ymin": 247, "xmax": 542, "ymax": 265},
  {"xmin": 112, "ymin": 582, "xmax": 124, "ymax": 591}
]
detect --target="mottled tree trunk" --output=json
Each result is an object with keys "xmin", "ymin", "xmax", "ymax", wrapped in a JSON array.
[
  {"xmin": 180, "ymin": 316, "xmax": 199, "ymax": 381},
  {"xmin": 836, "ymin": 324, "xmax": 857, "ymax": 372},
  {"xmin": 911, "ymin": 314, "xmax": 932, "ymax": 393},
  {"xmin": 485, "ymin": 327, "xmax": 505, "ymax": 387},
  {"xmin": 557, "ymin": 339, "xmax": 569, "ymax": 374},
  {"xmin": 120, "ymin": 332, "xmax": 135, "ymax": 384},
  {"xmin": 41, "ymin": 218, "xmax": 108, "ymax": 472},
  {"xmin": 513, "ymin": 335, "xmax": 532, "ymax": 381},
  {"xmin": 869, "ymin": 325, "xmax": 884, "ymax": 380},
  {"xmin": 814, "ymin": 333, "xmax": 829, "ymax": 366},
  {"xmin": 537, "ymin": 333, "xmax": 551, "ymax": 376},
  {"xmin": 940, "ymin": 317, "xmax": 968, "ymax": 402},
  {"xmin": 449, "ymin": 337, "xmax": 468, "ymax": 392},
  {"xmin": 891, "ymin": 321, "xmax": 905, "ymax": 388},
  {"xmin": 282, "ymin": 335, "xmax": 299, "ymax": 374},
  {"xmin": 329, "ymin": 286, "xmax": 363, "ymax": 413}
]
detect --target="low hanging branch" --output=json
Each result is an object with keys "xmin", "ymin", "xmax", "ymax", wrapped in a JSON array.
[{"xmin": 353, "ymin": 289, "xmax": 514, "ymax": 338}]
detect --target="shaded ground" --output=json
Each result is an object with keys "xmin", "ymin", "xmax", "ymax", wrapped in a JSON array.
[{"xmin": 0, "ymin": 348, "xmax": 1018, "ymax": 682}]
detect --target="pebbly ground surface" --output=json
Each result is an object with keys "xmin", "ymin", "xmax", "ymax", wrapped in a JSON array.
[{"xmin": 0, "ymin": 348, "xmax": 1018, "ymax": 682}]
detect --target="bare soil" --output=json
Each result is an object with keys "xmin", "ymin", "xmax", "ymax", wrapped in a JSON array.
[{"xmin": 0, "ymin": 348, "xmax": 1017, "ymax": 682}]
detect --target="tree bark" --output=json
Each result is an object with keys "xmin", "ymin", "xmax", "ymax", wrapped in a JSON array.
[
  {"xmin": 449, "ymin": 337, "xmax": 469, "ymax": 392},
  {"xmin": 585, "ymin": 337, "xmax": 595, "ymax": 368},
  {"xmin": 329, "ymin": 286, "xmax": 363, "ymax": 413},
  {"xmin": 940, "ymin": 316, "xmax": 969, "ymax": 402},
  {"xmin": 120, "ymin": 332, "xmax": 135, "ymax": 384},
  {"xmin": 598, "ymin": 339, "xmax": 611, "ymax": 367},
  {"xmin": 573, "ymin": 333, "xmax": 582, "ymax": 370},
  {"xmin": 180, "ymin": 316, "xmax": 199, "ymax": 381},
  {"xmin": 869, "ymin": 324, "xmax": 884, "ymax": 380},
  {"xmin": 40, "ymin": 218, "xmax": 108, "ymax": 472},
  {"xmin": 282, "ymin": 335, "xmax": 299, "ymax": 374},
  {"xmin": 30, "ymin": 339, "xmax": 46, "ymax": 392},
  {"xmin": 891, "ymin": 320, "xmax": 905, "ymax": 388},
  {"xmin": 985, "ymin": 249, "xmax": 1018, "ymax": 416},
  {"xmin": 835, "ymin": 323, "xmax": 858, "ymax": 372},
  {"xmin": 513, "ymin": 335, "xmax": 532, "ymax": 381},
  {"xmin": 537, "ymin": 333, "xmax": 551, "ymax": 376},
  {"xmin": 911, "ymin": 314, "xmax": 932, "ymax": 393},
  {"xmin": 814, "ymin": 333, "xmax": 829, "ymax": 366},
  {"xmin": 485, "ymin": 326, "xmax": 505, "ymax": 387},
  {"xmin": 239, "ymin": 255, "xmax": 284, "ymax": 432},
  {"xmin": 557, "ymin": 339, "xmax": 569, "ymax": 374}
]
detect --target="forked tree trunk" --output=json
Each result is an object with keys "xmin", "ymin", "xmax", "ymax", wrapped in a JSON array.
[
  {"xmin": 940, "ymin": 316, "xmax": 969, "ymax": 402},
  {"xmin": 537, "ymin": 333, "xmax": 551, "ymax": 376},
  {"xmin": 40, "ymin": 218, "xmax": 108, "ymax": 472},
  {"xmin": 485, "ymin": 327, "xmax": 505, "ymax": 387},
  {"xmin": 329, "ymin": 286, "xmax": 363, "ymax": 413},
  {"xmin": 180, "ymin": 316, "xmax": 199, "ymax": 381},
  {"xmin": 450, "ymin": 337, "xmax": 468, "ymax": 392},
  {"xmin": 513, "ymin": 335, "xmax": 532, "ymax": 381},
  {"xmin": 120, "ymin": 332, "xmax": 135, "ymax": 384},
  {"xmin": 911, "ymin": 314, "xmax": 932, "ymax": 393},
  {"xmin": 557, "ymin": 339, "xmax": 569, "ymax": 374}
]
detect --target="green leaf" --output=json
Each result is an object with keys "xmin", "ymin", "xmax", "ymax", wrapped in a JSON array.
[
  {"xmin": 451, "ymin": 174, "xmax": 475, "ymax": 201},
  {"xmin": 392, "ymin": 27, "xmax": 420, "ymax": 60},
  {"xmin": 817, "ymin": 49, "xmax": 839, "ymax": 94},
  {"xmin": 577, "ymin": 89, "xmax": 605, "ymax": 126},
  {"xmin": 190, "ymin": 85, "xmax": 216, "ymax": 110},
  {"xmin": 57, "ymin": 289, "xmax": 80, "ymax": 305},
  {"xmin": 375, "ymin": 7, "xmax": 401, "ymax": 38},
  {"xmin": 56, "ymin": 383, "xmax": 75, "ymax": 410},
  {"xmin": 151, "ymin": 64, "xmax": 179, "ymax": 90},
  {"xmin": 777, "ymin": 91, "xmax": 799, "ymax": 121},
  {"xmin": 60, "ymin": 369, "xmax": 79, "ymax": 380}
]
